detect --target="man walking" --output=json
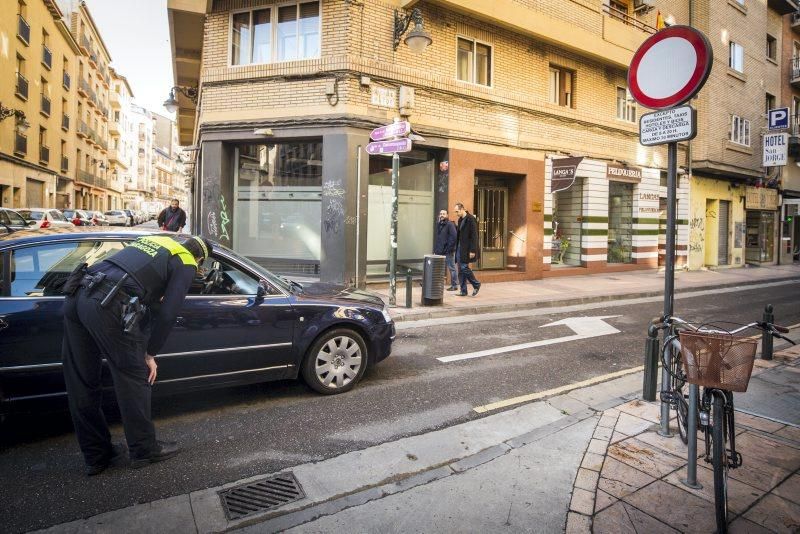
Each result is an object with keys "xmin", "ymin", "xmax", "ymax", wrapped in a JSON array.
[
  {"xmin": 157, "ymin": 199, "xmax": 187, "ymax": 232},
  {"xmin": 454, "ymin": 202, "xmax": 481, "ymax": 296},
  {"xmin": 62, "ymin": 234, "xmax": 211, "ymax": 475},
  {"xmin": 434, "ymin": 209, "xmax": 458, "ymax": 291}
]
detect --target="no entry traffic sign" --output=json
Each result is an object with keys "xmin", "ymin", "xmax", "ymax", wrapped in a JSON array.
[{"xmin": 628, "ymin": 26, "xmax": 713, "ymax": 110}]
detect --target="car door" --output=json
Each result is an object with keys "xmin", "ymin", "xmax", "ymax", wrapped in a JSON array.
[
  {"xmin": 155, "ymin": 251, "xmax": 296, "ymax": 389},
  {"xmin": 0, "ymin": 239, "xmax": 127, "ymax": 405}
]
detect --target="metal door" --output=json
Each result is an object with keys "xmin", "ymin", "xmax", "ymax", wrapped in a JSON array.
[
  {"xmin": 718, "ymin": 200, "xmax": 730, "ymax": 265},
  {"xmin": 474, "ymin": 187, "xmax": 508, "ymax": 270}
]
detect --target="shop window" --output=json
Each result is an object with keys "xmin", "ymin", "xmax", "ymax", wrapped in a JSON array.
[
  {"xmin": 608, "ymin": 182, "xmax": 633, "ymax": 264},
  {"xmin": 616, "ymin": 87, "xmax": 636, "ymax": 122},
  {"xmin": 549, "ymin": 66, "xmax": 574, "ymax": 107},
  {"xmin": 766, "ymin": 34, "xmax": 777, "ymax": 61},
  {"xmin": 729, "ymin": 41, "xmax": 744, "ymax": 73},
  {"xmin": 231, "ymin": 2, "xmax": 319, "ymax": 66},
  {"xmin": 551, "ymin": 178, "xmax": 583, "ymax": 267},
  {"xmin": 730, "ymin": 115, "xmax": 750, "ymax": 146},
  {"xmin": 457, "ymin": 37, "xmax": 492, "ymax": 86}
]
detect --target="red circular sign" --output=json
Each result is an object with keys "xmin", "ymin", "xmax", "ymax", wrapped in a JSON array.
[{"xmin": 628, "ymin": 26, "xmax": 713, "ymax": 110}]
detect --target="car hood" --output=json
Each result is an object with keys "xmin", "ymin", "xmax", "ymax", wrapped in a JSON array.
[{"xmin": 296, "ymin": 282, "xmax": 386, "ymax": 308}]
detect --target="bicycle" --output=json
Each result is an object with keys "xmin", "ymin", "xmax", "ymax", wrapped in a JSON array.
[{"xmin": 653, "ymin": 315, "xmax": 795, "ymax": 534}]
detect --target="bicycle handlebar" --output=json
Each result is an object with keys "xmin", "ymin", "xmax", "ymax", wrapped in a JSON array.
[{"xmin": 772, "ymin": 324, "xmax": 790, "ymax": 334}]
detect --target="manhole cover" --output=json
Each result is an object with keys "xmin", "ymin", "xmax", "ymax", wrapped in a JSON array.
[{"xmin": 218, "ymin": 472, "xmax": 305, "ymax": 521}]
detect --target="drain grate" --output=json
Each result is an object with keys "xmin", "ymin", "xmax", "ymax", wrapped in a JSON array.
[{"xmin": 218, "ymin": 472, "xmax": 305, "ymax": 521}]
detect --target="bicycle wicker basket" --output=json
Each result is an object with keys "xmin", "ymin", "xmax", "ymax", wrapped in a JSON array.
[{"xmin": 678, "ymin": 331, "xmax": 757, "ymax": 392}]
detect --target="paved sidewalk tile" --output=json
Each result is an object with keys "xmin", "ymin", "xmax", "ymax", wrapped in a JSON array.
[
  {"xmin": 634, "ymin": 428, "xmax": 704, "ymax": 458},
  {"xmin": 593, "ymin": 500, "xmax": 678, "ymax": 534},
  {"xmin": 663, "ymin": 466, "xmax": 764, "ymax": 514},
  {"xmin": 565, "ymin": 511, "xmax": 591, "ymax": 534},
  {"xmin": 623, "ymin": 480, "xmax": 718, "ymax": 533},
  {"xmin": 593, "ymin": 489, "xmax": 617, "ymax": 514},
  {"xmin": 736, "ymin": 412, "xmax": 786, "ymax": 433},
  {"xmin": 607, "ymin": 438, "xmax": 685, "ymax": 478},
  {"xmin": 614, "ymin": 412, "xmax": 656, "ymax": 437},
  {"xmin": 744, "ymin": 494, "xmax": 800, "ymax": 533},
  {"xmin": 616, "ymin": 400, "xmax": 661, "ymax": 423},
  {"xmin": 773, "ymin": 473, "xmax": 800, "ymax": 505},
  {"xmin": 728, "ymin": 517, "xmax": 774, "ymax": 534},
  {"xmin": 597, "ymin": 457, "xmax": 656, "ymax": 500}
]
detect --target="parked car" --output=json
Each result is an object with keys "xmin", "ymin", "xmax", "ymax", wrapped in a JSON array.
[
  {"xmin": 0, "ymin": 208, "xmax": 35, "ymax": 235},
  {"xmin": 62, "ymin": 209, "xmax": 93, "ymax": 226},
  {"xmin": 0, "ymin": 228, "xmax": 394, "ymax": 417},
  {"xmin": 91, "ymin": 211, "xmax": 109, "ymax": 226},
  {"xmin": 122, "ymin": 209, "xmax": 136, "ymax": 226},
  {"xmin": 104, "ymin": 210, "xmax": 130, "ymax": 226},
  {"xmin": 14, "ymin": 208, "xmax": 74, "ymax": 229}
]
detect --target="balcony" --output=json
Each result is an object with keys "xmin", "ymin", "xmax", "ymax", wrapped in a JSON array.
[
  {"xmin": 41, "ymin": 94, "xmax": 51, "ymax": 117},
  {"xmin": 39, "ymin": 145, "xmax": 50, "ymax": 165},
  {"xmin": 62, "ymin": 114, "xmax": 70, "ymax": 131},
  {"xmin": 17, "ymin": 14, "xmax": 30, "ymax": 45},
  {"xmin": 14, "ymin": 133, "xmax": 27, "ymax": 156},
  {"xmin": 110, "ymin": 91, "xmax": 121, "ymax": 109},
  {"xmin": 108, "ymin": 149, "xmax": 128, "ymax": 169},
  {"xmin": 78, "ymin": 78, "xmax": 90, "ymax": 98},
  {"xmin": 109, "ymin": 119, "xmax": 121, "ymax": 135},
  {"xmin": 602, "ymin": 4, "xmax": 655, "ymax": 53},
  {"xmin": 42, "ymin": 45, "xmax": 52, "ymax": 70},
  {"xmin": 88, "ymin": 53, "xmax": 98, "ymax": 69},
  {"xmin": 16, "ymin": 72, "xmax": 28, "ymax": 100},
  {"xmin": 768, "ymin": 0, "xmax": 799, "ymax": 15},
  {"xmin": 63, "ymin": 71, "xmax": 71, "ymax": 90},
  {"xmin": 78, "ymin": 170, "xmax": 96, "ymax": 186},
  {"xmin": 77, "ymin": 121, "xmax": 89, "ymax": 139},
  {"xmin": 61, "ymin": 156, "xmax": 69, "ymax": 173},
  {"xmin": 80, "ymin": 34, "xmax": 91, "ymax": 55},
  {"xmin": 98, "ymin": 138, "xmax": 108, "ymax": 152},
  {"xmin": 792, "ymin": 57, "xmax": 800, "ymax": 88}
]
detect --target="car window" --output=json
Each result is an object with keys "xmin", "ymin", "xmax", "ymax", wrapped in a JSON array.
[
  {"xmin": 10, "ymin": 241, "xmax": 126, "ymax": 297},
  {"xmin": 18, "ymin": 210, "xmax": 41, "ymax": 220},
  {"xmin": 189, "ymin": 257, "xmax": 262, "ymax": 296},
  {"xmin": 7, "ymin": 211, "xmax": 26, "ymax": 226},
  {"xmin": 51, "ymin": 211, "xmax": 67, "ymax": 222},
  {"xmin": 0, "ymin": 211, "xmax": 9, "ymax": 225}
]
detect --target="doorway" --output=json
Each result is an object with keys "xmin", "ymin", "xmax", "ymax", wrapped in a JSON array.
[
  {"xmin": 718, "ymin": 200, "xmax": 730, "ymax": 265},
  {"xmin": 473, "ymin": 183, "xmax": 508, "ymax": 270}
]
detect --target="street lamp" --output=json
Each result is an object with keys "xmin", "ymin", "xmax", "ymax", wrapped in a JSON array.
[
  {"xmin": 393, "ymin": 8, "xmax": 432, "ymax": 52},
  {"xmin": 163, "ymin": 86, "xmax": 199, "ymax": 113},
  {"xmin": 0, "ymin": 102, "xmax": 30, "ymax": 133}
]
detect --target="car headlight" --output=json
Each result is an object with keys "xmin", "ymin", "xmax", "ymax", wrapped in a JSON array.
[{"xmin": 381, "ymin": 307, "xmax": 393, "ymax": 323}]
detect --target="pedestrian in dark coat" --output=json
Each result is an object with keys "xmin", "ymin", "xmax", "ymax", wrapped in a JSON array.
[
  {"xmin": 454, "ymin": 202, "xmax": 481, "ymax": 296},
  {"xmin": 157, "ymin": 199, "xmax": 187, "ymax": 232},
  {"xmin": 434, "ymin": 209, "xmax": 458, "ymax": 290}
]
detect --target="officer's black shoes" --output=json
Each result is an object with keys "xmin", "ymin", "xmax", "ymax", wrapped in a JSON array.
[
  {"xmin": 446, "ymin": 286, "xmax": 459, "ymax": 291},
  {"xmin": 130, "ymin": 440, "xmax": 181, "ymax": 469},
  {"xmin": 86, "ymin": 442, "xmax": 128, "ymax": 477},
  {"xmin": 472, "ymin": 283, "xmax": 481, "ymax": 297}
]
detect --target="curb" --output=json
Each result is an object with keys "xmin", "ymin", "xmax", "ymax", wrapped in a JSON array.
[{"xmin": 388, "ymin": 275, "xmax": 800, "ymax": 323}]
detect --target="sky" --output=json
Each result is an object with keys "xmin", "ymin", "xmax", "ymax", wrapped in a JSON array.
[{"xmin": 83, "ymin": 0, "xmax": 175, "ymax": 117}]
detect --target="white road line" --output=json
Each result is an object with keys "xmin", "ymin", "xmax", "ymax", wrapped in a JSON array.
[{"xmin": 473, "ymin": 365, "xmax": 645, "ymax": 414}]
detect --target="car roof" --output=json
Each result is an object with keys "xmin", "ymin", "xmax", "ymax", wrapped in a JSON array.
[{"xmin": 0, "ymin": 227, "xmax": 183, "ymax": 249}]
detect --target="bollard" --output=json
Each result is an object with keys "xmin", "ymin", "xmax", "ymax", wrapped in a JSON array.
[
  {"xmin": 643, "ymin": 325, "xmax": 659, "ymax": 401},
  {"xmin": 762, "ymin": 304, "xmax": 774, "ymax": 360},
  {"xmin": 406, "ymin": 269, "xmax": 413, "ymax": 309}
]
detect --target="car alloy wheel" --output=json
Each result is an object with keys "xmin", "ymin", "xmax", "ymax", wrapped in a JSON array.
[{"xmin": 302, "ymin": 329, "xmax": 367, "ymax": 394}]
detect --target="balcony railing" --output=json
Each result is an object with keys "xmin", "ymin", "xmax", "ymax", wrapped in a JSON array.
[
  {"xmin": 62, "ymin": 114, "xmax": 70, "ymax": 131},
  {"xmin": 14, "ymin": 133, "xmax": 27, "ymax": 155},
  {"xmin": 39, "ymin": 145, "xmax": 50, "ymax": 164},
  {"xmin": 78, "ymin": 78, "xmax": 90, "ymax": 97},
  {"xmin": 42, "ymin": 45, "xmax": 52, "ymax": 70},
  {"xmin": 16, "ymin": 72, "xmax": 28, "ymax": 100},
  {"xmin": 41, "ymin": 94, "xmax": 51, "ymax": 117},
  {"xmin": 63, "ymin": 71, "xmax": 71, "ymax": 90},
  {"xmin": 77, "ymin": 120, "xmax": 90, "ymax": 138},
  {"xmin": 78, "ymin": 170, "xmax": 96, "ymax": 185},
  {"xmin": 18, "ymin": 15, "xmax": 30, "ymax": 45},
  {"xmin": 602, "ymin": 4, "xmax": 656, "ymax": 34},
  {"xmin": 792, "ymin": 57, "xmax": 800, "ymax": 87},
  {"xmin": 61, "ymin": 156, "xmax": 69, "ymax": 172}
]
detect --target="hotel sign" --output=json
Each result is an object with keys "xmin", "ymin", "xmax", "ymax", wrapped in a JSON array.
[
  {"xmin": 746, "ymin": 187, "xmax": 778, "ymax": 211},
  {"xmin": 607, "ymin": 164, "xmax": 643, "ymax": 183}
]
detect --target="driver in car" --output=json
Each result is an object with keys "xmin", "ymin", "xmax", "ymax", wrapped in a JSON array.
[{"xmin": 61, "ymin": 234, "xmax": 212, "ymax": 476}]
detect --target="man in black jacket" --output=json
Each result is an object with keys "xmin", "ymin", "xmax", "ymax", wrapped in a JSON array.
[
  {"xmin": 434, "ymin": 209, "xmax": 458, "ymax": 290},
  {"xmin": 157, "ymin": 199, "xmax": 187, "ymax": 232},
  {"xmin": 454, "ymin": 202, "xmax": 481, "ymax": 296},
  {"xmin": 62, "ymin": 234, "xmax": 211, "ymax": 475}
]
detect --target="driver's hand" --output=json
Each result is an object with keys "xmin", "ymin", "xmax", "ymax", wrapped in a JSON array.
[{"xmin": 145, "ymin": 354, "xmax": 157, "ymax": 385}]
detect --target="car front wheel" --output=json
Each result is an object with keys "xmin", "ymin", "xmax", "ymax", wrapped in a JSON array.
[{"xmin": 302, "ymin": 328, "xmax": 368, "ymax": 394}]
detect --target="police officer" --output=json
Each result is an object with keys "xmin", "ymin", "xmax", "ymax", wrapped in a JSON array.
[{"xmin": 62, "ymin": 234, "xmax": 211, "ymax": 475}]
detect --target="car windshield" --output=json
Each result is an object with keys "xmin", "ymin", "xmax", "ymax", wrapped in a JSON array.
[
  {"xmin": 104, "ymin": 211, "xmax": 118, "ymax": 215},
  {"xmin": 212, "ymin": 242, "xmax": 293, "ymax": 293},
  {"xmin": 6, "ymin": 210, "xmax": 27, "ymax": 225},
  {"xmin": 63, "ymin": 210, "xmax": 75, "ymax": 218},
  {"xmin": 18, "ymin": 210, "xmax": 43, "ymax": 220}
]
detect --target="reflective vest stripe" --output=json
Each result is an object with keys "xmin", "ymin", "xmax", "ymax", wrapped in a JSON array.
[{"xmin": 139, "ymin": 235, "xmax": 198, "ymax": 268}]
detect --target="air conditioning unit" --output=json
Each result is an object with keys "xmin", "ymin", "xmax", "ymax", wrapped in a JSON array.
[{"xmin": 634, "ymin": 0, "xmax": 655, "ymax": 14}]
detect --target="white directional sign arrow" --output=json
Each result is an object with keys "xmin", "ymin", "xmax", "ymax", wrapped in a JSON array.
[{"xmin": 437, "ymin": 315, "xmax": 621, "ymax": 363}]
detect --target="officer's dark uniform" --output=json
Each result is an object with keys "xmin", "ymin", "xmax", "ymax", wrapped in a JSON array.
[{"xmin": 62, "ymin": 235, "xmax": 204, "ymax": 471}]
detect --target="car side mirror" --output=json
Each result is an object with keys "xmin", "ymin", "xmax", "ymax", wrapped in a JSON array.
[
  {"xmin": 27, "ymin": 220, "xmax": 37, "ymax": 226},
  {"xmin": 247, "ymin": 282, "xmax": 267, "ymax": 308}
]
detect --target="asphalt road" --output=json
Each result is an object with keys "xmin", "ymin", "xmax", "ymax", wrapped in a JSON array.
[{"xmin": 1, "ymin": 282, "xmax": 799, "ymax": 532}]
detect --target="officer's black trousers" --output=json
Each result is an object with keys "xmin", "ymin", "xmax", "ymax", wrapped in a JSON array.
[{"xmin": 62, "ymin": 288, "xmax": 156, "ymax": 466}]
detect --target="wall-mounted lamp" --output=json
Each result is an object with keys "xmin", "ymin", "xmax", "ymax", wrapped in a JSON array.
[
  {"xmin": 163, "ymin": 86, "xmax": 199, "ymax": 113},
  {"xmin": 0, "ymin": 103, "xmax": 30, "ymax": 134},
  {"xmin": 393, "ymin": 8, "xmax": 432, "ymax": 53}
]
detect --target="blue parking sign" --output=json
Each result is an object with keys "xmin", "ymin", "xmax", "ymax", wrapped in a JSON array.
[{"xmin": 768, "ymin": 107, "xmax": 789, "ymax": 130}]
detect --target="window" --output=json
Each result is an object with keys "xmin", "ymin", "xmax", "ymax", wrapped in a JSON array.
[
  {"xmin": 457, "ymin": 37, "xmax": 492, "ymax": 86},
  {"xmin": 729, "ymin": 41, "xmax": 744, "ymax": 73},
  {"xmin": 766, "ymin": 34, "xmax": 777, "ymax": 61},
  {"xmin": 609, "ymin": 0, "xmax": 629, "ymax": 21},
  {"xmin": 549, "ymin": 66, "xmax": 574, "ymax": 107},
  {"xmin": 765, "ymin": 93, "xmax": 776, "ymax": 115},
  {"xmin": 730, "ymin": 115, "xmax": 750, "ymax": 146},
  {"xmin": 10, "ymin": 241, "xmax": 125, "ymax": 297},
  {"xmin": 616, "ymin": 87, "xmax": 636, "ymax": 122},
  {"xmin": 231, "ymin": 2, "xmax": 319, "ymax": 66},
  {"xmin": 188, "ymin": 257, "xmax": 261, "ymax": 296}
]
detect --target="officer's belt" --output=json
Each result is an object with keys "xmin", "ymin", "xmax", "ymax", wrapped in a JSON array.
[{"xmin": 79, "ymin": 276, "xmax": 133, "ymax": 305}]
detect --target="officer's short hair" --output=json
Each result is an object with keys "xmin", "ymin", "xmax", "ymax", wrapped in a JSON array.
[{"xmin": 179, "ymin": 235, "xmax": 212, "ymax": 261}]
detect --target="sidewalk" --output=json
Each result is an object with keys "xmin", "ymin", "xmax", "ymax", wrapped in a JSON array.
[
  {"xmin": 39, "ymin": 346, "xmax": 800, "ymax": 534},
  {"xmin": 375, "ymin": 264, "xmax": 800, "ymax": 322}
]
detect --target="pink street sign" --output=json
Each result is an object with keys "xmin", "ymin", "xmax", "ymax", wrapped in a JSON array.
[
  {"xmin": 370, "ymin": 121, "xmax": 411, "ymax": 141},
  {"xmin": 366, "ymin": 138, "xmax": 413, "ymax": 155}
]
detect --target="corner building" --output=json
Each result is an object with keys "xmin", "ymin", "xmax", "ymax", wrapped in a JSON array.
[{"xmin": 171, "ymin": 0, "xmax": 789, "ymax": 284}]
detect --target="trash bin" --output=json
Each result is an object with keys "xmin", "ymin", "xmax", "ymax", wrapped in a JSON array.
[{"xmin": 422, "ymin": 254, "xmax": 446, "ymax": 306}]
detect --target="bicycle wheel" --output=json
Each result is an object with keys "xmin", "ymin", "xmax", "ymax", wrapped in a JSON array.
[
  {"xmin": 672, "ymin": 351, "xmax": 689, "ymax": 444},
  {"xmin": 710, "ymin": 392, "xmax": 729, "ymax": 533}
]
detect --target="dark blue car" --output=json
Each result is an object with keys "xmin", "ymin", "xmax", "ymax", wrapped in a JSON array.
[{"xmin": 0, "ymin": 228, "xmax": 394, "ymax": 416}]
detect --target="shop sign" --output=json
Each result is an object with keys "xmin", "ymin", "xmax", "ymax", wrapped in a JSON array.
[
  {"xmin": 746, "ymin": 187, "xmax": 778, "ymax": 211},
  {"xmin": 639, "ymin": 105, "xmax": 696, "ymax": 146},
  {"xmin": 370, "ymin": 121, "xmax": 410, "ymax": 141},
  {"xmin": 366, "ymin": 138, "xmax": 412, "ymax": 155},
  {"xmin": 606, "ymin": 164, "xmax": 642, "ymax": 183},
  {"xmin": 762, "ymin": 133, "xmax": 788, "ymax": 167},
  {"xmin": 551, "ymin": 156, "xmax": 584, "ymax": 193}
]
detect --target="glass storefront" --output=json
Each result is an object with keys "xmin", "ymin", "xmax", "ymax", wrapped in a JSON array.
[
  {"xmin": 234, "ymin": 141, "xmax": 322, "ymax": 274},
  {"xmin": 745, "ymin": 210, "xmax": 775, "ymax": 263},
  {"xmin": 551, "ymin": 179, "xmax": 583, "ymax": 267},
  {"xmin": 608, "ymin": 181, "xmax": 633, "ymax": 264},
  {"xmin": 366, "ymin": 150, "xmax": 435, "ymax": 277}
]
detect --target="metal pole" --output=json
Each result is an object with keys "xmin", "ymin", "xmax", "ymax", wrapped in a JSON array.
[
  {"xmin": 389, "ymin": 152, "xmax": 399, "ymax": 305},
  {"xmin": 682, "ymin": 383, "xmax": 702, "ymax": 489},
  {"xmin": 406, "ymin": 268, "xmax": 413, "ymax": 308},
  {"xmin": 355, "ymin": 145, "xmax": 362, "ymax": 288},
  {"xmin": 659, "ymin": 141, "xmax": 678, "ymax": 437},
  {"xmin": 643, "ymin": 325, "xmax": 659, "ymax": 401},
  {"xmin": 762, "ymin": 304, "xmax": 774, "ymax": 360}
]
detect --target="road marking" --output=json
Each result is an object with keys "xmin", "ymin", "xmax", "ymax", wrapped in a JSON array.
[
  {"xmin": 473, "ymin": 365, "xmax": 645, "ymax": 414},
  {"xmin": 437, "ymin": 316, "xmax": 620, "ymax": 363}
]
